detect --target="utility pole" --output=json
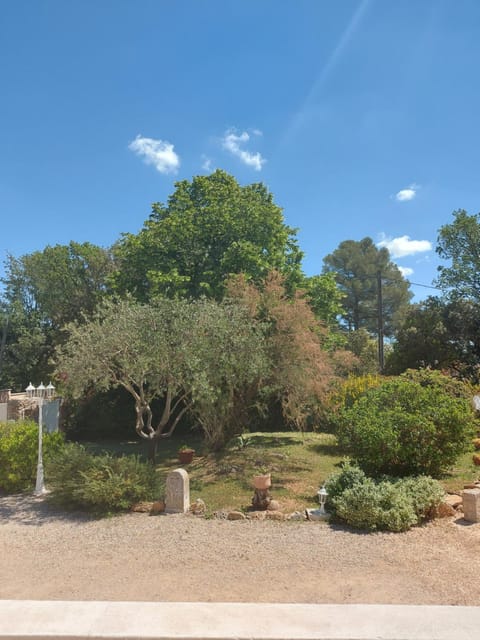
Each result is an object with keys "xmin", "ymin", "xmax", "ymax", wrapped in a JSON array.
[{"xmin": 377, "ymin": 271, "xmax": 384, "ymax": 373}]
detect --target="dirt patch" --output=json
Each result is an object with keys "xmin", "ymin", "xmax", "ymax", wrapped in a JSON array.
[{"xmin": 0, "ymin": 494, "xmax": 479, "ymax": 604}]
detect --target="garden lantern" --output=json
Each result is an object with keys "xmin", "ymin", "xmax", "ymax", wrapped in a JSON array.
[
  {"xmin": 317, "ymin": 485, "xmax": 328, "ymax": 515},
  {"xmin": 25, "ymin": 382, "xmax": 35, "ymax": 398}
]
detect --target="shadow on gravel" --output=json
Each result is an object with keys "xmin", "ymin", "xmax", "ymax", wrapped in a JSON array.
[{"xmin": 0, "ymin": 494, "xmax": 94, "ymax": 526}]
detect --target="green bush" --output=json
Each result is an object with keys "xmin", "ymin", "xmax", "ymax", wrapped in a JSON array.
[
  {"xmin": 324, "ymin": 459, "xmax": 366, "ymax": 512},
  {"xmin": 321, "ymin": 374, "xmax": 382, "ymax": 432},
  {"xmin": 0, "ymin": 420, "xmax": 64, "ymax": 493},
  {"xmin": 334, "ymin": 479, "xmax": 418, "ymax": 532},
  {"xmin": 395, "ymin": 475, "xmax": 445, "ymax": 521},
  {"xmin": 47, "ymin": 443, "xmax": 161, "ymax": 514},
  {"xmin": 337, "ymin": 373, "xmax": 475, "ymax": 477},
  {"xmin": 326, "ymin": 463, "xmax": 444, "ymax": 532}
]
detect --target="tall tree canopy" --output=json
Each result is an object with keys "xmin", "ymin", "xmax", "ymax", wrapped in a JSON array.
[
  {"xmin": 0, "ymin": 242, "xmax": 114, "ymax": 389},
  {"xmin": 112, "ymin": 170, "xmax": 304, "ymax": 301},
  {"xmin": 322, "ymin": 237, "xmax": 412, "ymax": 337},
  {"xmin": 2, "ymin": 242, "xmax": 114, "ymax": 329},
  {"xmin": 436, "ymin": 209, "xmax": 480, "ymax": 301}
]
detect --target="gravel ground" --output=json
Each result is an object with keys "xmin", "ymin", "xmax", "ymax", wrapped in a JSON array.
[{"xmin": 1, "ymin": 494, "xmax": 479, "ymax": 605}]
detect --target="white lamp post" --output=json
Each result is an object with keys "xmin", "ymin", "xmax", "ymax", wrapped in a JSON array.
[{"xmin": 26, "ymin": 382, "xmax": 55, "ymax": 496}]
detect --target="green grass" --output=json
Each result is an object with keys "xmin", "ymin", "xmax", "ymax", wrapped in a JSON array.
[{"xmin": 80, "ymin": 431, "xmax": 480, "ymax": 514}]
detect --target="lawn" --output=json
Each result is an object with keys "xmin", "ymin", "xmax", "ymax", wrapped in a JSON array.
[{"xmin": 83, "ymin": 430, "xmax": 480, "ymax": 514}]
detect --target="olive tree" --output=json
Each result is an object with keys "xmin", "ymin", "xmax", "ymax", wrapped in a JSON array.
[{"xmin": 56, "ymin": 297, "xmax": 267, "ymax": 458}]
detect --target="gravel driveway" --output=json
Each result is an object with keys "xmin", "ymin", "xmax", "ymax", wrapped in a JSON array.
[{"xmin": 1, "ymin": 494, "xmax": 479, "ymax": 605}]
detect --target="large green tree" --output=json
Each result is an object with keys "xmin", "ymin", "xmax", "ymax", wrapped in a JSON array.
[
  {"xmin": 112, "ymin": 170, "xmax": 304, "ymax": 301},
  {"xmin": 322, "ymin": 237, "xmax": 412, "ymax": 337},
  {"xmin": 0, "ymin": 242, "xmax": 114, "ymax": 389},
  {"xmin": 436, "ymin": 209, "xmax": 480, "ymax": 300}
]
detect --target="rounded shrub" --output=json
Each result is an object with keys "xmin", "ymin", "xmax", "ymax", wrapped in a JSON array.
[
  {"xmin": 337, "ymin": 373, "xmax": 475, "ymax": 477},
  {"xmin": 324, "ymin": 459, "xmax": 366, "ymax": 514},
  {"xmin": 334, "ymin": 479, "xmax": 418, "ymax": 532},
  {"xmin": 47, "ymin": 443, "xmax": 161, "ymax": 514},
  {"xmin": 0, "ymin": 420, "xmax": 64, "ymax": 493},
  {"xmin": 325, "ymin": 463, "xmax": 444, "ymax": 532}
]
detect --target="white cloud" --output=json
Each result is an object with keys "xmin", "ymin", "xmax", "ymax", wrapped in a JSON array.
[
  {"xmin": 221, "ymin": 129, "xmax": 266, "ymax": 171},
  {"xmin": 395, "ymin": 183, "xmax": 419, "ymax": 202},
  {"xmin": 129, "ymin": 135, "xmax": 180, "ymax": 174},
  {"xmin": 201, "ymin": 155, "xmax": 213, "ymax": 171},
  {"xmin": 377, "ymin": 234, "xmax": 432, "ymax": 258},
  {"xmin": 398, "ymin": 266, "xmax": 414, "ymax": 278}
]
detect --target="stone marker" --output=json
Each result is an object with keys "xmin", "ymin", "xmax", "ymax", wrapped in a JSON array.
[
  {"xmin": 462, "ymin": 488, "xmax": 480, "ymax": 523},
  {"xmin": 165, "ymin": 468, "xmax": 190, "ymax": 513}
]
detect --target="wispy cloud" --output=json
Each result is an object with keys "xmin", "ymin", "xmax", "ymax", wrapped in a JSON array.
[
  {"xmin": 221, "ymin": 129, "xmax": 266, "ymax": 171},
  {"xmin": 395, "ymin": 183, "xmax": 419, "ymax": 202},
  {"xmin": 201, "ymin": 155, "xmax": 213, "ymax": 172},
  {"xmin": 377, "ymin": 234, "xmax": 432, "ymax": 258},
  {"xmin": 398, "ymin": 266, "xmax": 414, "ymax": 278},
  {"xmin": 129, "ymin": 135, "xmax": 180, "ymax": 174}
]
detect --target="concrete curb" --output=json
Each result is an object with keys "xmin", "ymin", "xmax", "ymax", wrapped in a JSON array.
[{"xmin": 0, "ymin": 601, "xmax": 479, "ymax": 640}]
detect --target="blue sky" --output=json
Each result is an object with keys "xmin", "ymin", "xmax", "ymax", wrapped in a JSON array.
[{"xmin": 1, "ymin": 0, "xmax": 480, "ymax": 301}]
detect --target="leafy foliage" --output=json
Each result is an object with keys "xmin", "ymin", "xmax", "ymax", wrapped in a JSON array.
[
  {"xmin": 47, "ymin": 443, "xmax": 161, "ymax": 513},
  {"xmin": 0, "ymin": 242, "xmax": 113, "ymax": 389},
  {"xmin": 226, "ymin": 272, "xmax": 357, "ymax": 433},
  {"xmin": 56, "ymin": 297, "xmax": 267, "ymax": 454},
  {"xmin": 436, "ymin": 209, "xmax": 480, "ymax": 301},
  {"xmin": 0, "ymin": 421, "xmax": 64, "ymax": 493},
  {"xmin": 112, "ymin": 170, "xmax": 304, "ymax": 300},
  {"xmin": 337, "ymin": 372, "xmax": 475, "ymax": 477},
  {"xmin": 321, "ymin": 374, "xmax": 382, "ymax": 432},
  {"xmin": 302, "ymin": 272, "xmax": 345, "ymax": 326},
  {"xmin": 326, "ymin": 463, "xmax": 444, "ymax": 532},
  {"xmin": 386, "ymin": 297, "xmax": 480, "ymax": 382}
]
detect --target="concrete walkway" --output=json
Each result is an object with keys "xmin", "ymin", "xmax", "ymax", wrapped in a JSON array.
[{"xmin": 0, "ymin": 601, "xmax": 479, "ymax": 640}]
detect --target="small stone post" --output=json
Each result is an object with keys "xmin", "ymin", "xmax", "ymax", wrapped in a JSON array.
[
  {"xmin": 462, "ymin": 488, "xmax": 480, "ymax": 523},
  {"xmin": 165, "ymin": 468, "xmax": 190, "ymax": 514}
]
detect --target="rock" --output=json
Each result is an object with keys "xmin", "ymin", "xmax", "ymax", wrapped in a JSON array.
[
  {"xmin": 436, "ymin": 502, "xmax": 456, "ymax": 518},
  {"xmin": 444, "ymin": 494, "xmax": 463, "ymax": 509},
  {"xmin": 266, "ymin": 500, "xmax": 280, "ymax": 511},
  {"xmin": 150, "ymin": 500, "xmax": 165, "ymax": 514},
  {"xmin": 227, "ymin": 511, "xmax": 246, "ymax": 520},
  {"xmin": 247, "ymin": 511, "xmax": 266, "ymax": 520},
  {"xmin": 286, "ymin": 511, "xmax": 306, "ymax": 521},
  {"xmin": 190, "ymin": 498, "xmax": 206, "ymax": 515},
  {"xmin": 306, "ymin": 508, "xmax": 329, "ymax": 521},
  {"xmin": 473, "ymin": 454, "xmax": 480, "ymax": 466},
  {"xmin": 265, "ymin": 510, "xmax": 286, "ymax": 521},
  {"xmin": 130, "ymin": 502, "xmax": 153, "ymax": 513},
  {"xmin": 464, "ymin": 483, "xmax": 478, "ymax": 489}
]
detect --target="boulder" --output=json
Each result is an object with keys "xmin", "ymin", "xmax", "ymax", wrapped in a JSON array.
[
  {"xmin": 286, "ymin": 511, "xmax": 306, "ymax": 521},
  {"xmin": 227, "ymin": 511, "xmax": 246, "ymax": 520},
  {"xmin": 130, "ymin": 502, "xmax": 153, "ymax": 513},
  {"xmin": 265, "ymin": 510, "xmax": 286, "ymax": 521},
  {"xmin": 247, "ymin": 511, "xmax": 266, "ymax": 520},
  {"xmin": 266, "ymin": 500, "xmax": 280, "ymax": 511},
  {"xmin": 436, "ymin": 502, "xmax": 456, "ymax": 518},
  {"xmin": 444, "ymin": 494, "xmax": 463, "ymax": 509},
  {"xmin": 190, "ymin": 498, "xmax": 206, "ymax": 515}
]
